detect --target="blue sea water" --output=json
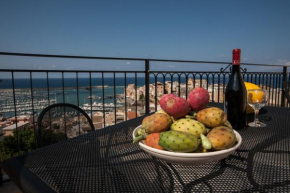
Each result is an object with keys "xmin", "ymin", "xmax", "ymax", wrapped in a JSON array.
[
  {"xmin": 0, "ymin": 77, "xmax": 211, "ymax": 116},
  {"xmin": 0, "ymin": 76, "xmax": 283, "ymax": 105},
  {"xmin": 0, "ymin": 76, "xmax": 283, "ymax": 90},
  {"xmin": 0, "ymin": 77, "xmax": 180, "ymax": 89},
  {"xmin": 0, "ymin": 76, "xmax": 284, "ymax": 117}
]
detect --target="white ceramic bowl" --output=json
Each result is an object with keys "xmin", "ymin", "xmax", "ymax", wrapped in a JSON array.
[{"xmin": 133, "ymin": 126, "xmax": 242, "ymax": 165}]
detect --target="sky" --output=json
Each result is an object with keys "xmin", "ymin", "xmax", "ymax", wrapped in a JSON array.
[{"xmin": 0, "ymin": 0, "xmax": 290, "ymax": 77}]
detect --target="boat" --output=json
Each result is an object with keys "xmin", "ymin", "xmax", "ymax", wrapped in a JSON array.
[
  {"xmin": 87, "ymin": 95, "xmax": 101, "ymax": 99},
  {"xmin": 105, "ymin": 95, "xmax": 114, "ymax": 99},
  {"xmin": 81, "ymin": 102, "xmax": 122, "ymax": 111}
]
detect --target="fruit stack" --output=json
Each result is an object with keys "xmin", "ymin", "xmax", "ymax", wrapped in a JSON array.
[{"xmin": 133, "ymin": 87, "xmax": 238, "ymax": 153}]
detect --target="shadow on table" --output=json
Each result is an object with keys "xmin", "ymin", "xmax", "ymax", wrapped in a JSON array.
[
  {"xmin": 243, "ymin": 133, "xmax": 290, "ymax": 191},
  {"xmin": 247, "ymin": 108, "xmax": 272, "ymax": 123}
]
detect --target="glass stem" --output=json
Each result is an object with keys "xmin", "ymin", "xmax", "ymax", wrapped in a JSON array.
[{"xmin": 254, "ymin": 109, "xmax": 260, "ymax": 125}]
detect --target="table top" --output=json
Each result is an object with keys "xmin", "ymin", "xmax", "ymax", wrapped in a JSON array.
[{"xmin": 1, "ymin": 105, "xmax": 290, "ymax": 192}]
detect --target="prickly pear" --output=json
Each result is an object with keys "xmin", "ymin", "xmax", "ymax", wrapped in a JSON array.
[
  {"xmin": 188, "ymin": 87, "xmax": 210, "ymax": 111},
  {"xmin": 196, "ymin": 107, "xmax": 227, "ymax": 128},
  {"xmin": 142, "ymin": 113, "xmax": 172, "ymax": 134},
  {"xmin": 170, "ymin": 118, "xmax": 206, "ymax": 138},
  {"xmin": 145, "ymin": 133, "xmax": 163, "ymax": 150},
  {"xmin": 207, "ymin": 126, "xmax": 236, "ymax": 150},
  {"xmin": 156, "ymin": 109, "xmax": 169, "ymax": 115},
  {"xmin": 159, "ymin": 130, "xmax": 199, "ymax": 152},
  {"xmin": 134, "ymin": 113, "xmax": 172, "ymax": 143},
  {"xmin": 160, "ymin": 94, "xmax": 191, "ymax": 119}
]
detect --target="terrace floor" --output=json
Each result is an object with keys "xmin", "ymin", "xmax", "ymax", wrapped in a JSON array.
[{"xmin": 0, "ymin": 175, "xmax": 22, "ymax": 193}]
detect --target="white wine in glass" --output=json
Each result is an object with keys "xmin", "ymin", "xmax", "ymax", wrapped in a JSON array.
[{"xmin": 247, "ymin": 89, "xmax": 267, "ymax": 127}]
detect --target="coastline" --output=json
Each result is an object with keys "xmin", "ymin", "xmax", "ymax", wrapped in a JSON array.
[{"xmin": 0, "ymin": 85, "xmax": 112, "ymax": 92}]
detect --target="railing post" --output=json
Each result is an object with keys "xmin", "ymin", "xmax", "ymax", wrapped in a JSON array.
[
  {"xmin": 281, "ymin": 66, "xmax": 287, "ymax": 107},
  {"xmin": 145, "ymin": 60, "xmax": 150, "ymax": 114}
]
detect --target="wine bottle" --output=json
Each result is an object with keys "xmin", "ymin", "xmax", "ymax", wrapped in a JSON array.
[{"xmin": 224, "ymin": 49, "xmax": 247, "ymax": 130}]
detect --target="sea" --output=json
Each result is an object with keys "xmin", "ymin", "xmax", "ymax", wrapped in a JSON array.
[
  {"xmin": 1, "ymin": 77, "xmax": 180, "ymax": 89},
  {"xmin": 0, "ymin": 76, "xmax": 283, "ymax": 117},
  {"xmin": 0, "ymin": 76, "xmax": 222, "ymax": 105},
  {"xmin": 0, "ymin": 75, "xmax": 283, "ymax": 89},
  {"xmin": 0, "ymin": 77, "xmax": 207, "ymax": 116}
]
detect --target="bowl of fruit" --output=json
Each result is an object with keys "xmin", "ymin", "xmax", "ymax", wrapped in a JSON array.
[{"xmin": 133, "ymin": 87, "xmax": 242, "ymax": 165}]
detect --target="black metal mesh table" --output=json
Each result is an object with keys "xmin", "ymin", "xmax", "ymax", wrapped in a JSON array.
[{"xmin": 1, "ymin": 105, "xmax": 290, "ymax": 192}]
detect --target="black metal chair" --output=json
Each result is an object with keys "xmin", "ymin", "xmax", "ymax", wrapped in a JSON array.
[{"xmin": 37, "ymin": 103, "xmax": 95, "ymax": 148}]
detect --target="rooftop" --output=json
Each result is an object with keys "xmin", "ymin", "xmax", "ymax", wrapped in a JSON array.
[{"xmin": 3, "ymin": 122, "xmax": 29, "ymax": 131}]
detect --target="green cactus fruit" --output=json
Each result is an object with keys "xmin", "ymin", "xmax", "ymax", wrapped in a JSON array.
[
  {"xmin": 206, "ymin": 126, "xmax": 236, "ymax": 150},
  {"xmin": 159, "ymin": 130, "xmax": 199, "ymax": 153},
  {"xmin": 196, "ymin": 107, "xmax": 227, "ymax": 128},
  {"xmin": 170, "ymin": 118, "xmax": 207, "ymax": 138}
]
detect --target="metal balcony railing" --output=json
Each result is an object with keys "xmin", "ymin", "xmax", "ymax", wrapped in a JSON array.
[
  {"xmin": 283, "ymin": 81, "xmax": 290, "ymax": 103},
  {"xmin": 0, "ymin": 52, "xmax": 289, "ymax": 157}
]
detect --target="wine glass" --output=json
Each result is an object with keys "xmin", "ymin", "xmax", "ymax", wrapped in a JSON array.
[{"xmin": 247, "ymin": 89, "xmax": 268, "ymax": 127}]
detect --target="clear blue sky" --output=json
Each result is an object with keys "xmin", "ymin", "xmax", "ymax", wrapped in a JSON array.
[{"xmin": 0, "ymin": 0, "xmax": 290, "ymax": 75}]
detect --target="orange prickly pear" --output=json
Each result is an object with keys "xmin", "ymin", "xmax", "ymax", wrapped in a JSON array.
[
  {"xmin": 142, "ymin": 113, "xmax": 172, "ymax": 134},
  {"xmin": 207, "ymin": 126, "xmax": 236, "ymax": 150},
  {"xmin": 145, "ymin": 133, "xmax": 163, "ymax": 150},
  {"xmin": 134, "ymin": 113, "xmax": 172, "ymax": 143},
  {"xmin": 196, "ymin": 107, "xmax": 228, "ymax": 128}
]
